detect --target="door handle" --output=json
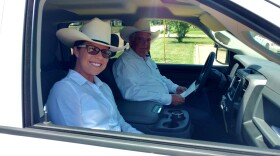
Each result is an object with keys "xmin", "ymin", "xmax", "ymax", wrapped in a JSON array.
[{"xmin": 253, "ymin": 117, "xmax": 280, "ymax": 149}]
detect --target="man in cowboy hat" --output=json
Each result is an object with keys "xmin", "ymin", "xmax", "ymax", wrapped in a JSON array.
[
  {"xmin": 113, "ymin": 19, "xmax": 186, "ymax": 106},
  {"xmin": 46, "ymin": 17, "xmax": 142, "ymax": 134}
]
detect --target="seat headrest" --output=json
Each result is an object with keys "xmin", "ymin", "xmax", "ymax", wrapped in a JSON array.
[{"xmin": 111, "ymin": 34, "xmax": 119, "ymax": 47}]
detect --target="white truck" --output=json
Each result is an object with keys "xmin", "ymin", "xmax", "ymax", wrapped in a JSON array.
[{"xmin": 1, "ymin": 0, "xmax": 280, "ymax": 155}]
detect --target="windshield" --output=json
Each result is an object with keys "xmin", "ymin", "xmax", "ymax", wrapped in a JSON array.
[
  {"xmin": 211, "ymin": 30, "xmax": 265, "ymax": 59},
  {"xmin": 230, "ymin": 0, "xmax": 280, "ymax": 27},
  {"xmin": 250, "ymin": 31, "xmax": 280, "ymax": 54}
]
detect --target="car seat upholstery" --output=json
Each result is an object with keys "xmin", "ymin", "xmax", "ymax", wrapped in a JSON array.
[
  {"xmin": 98, "ymin": 34, "xmax": 123, "ymax": 100},
  {"xmin": 41, "ymin": 35, "xmax": 71, "ymax": 105},
  {"xmin": 98, "ymin": 58, "xmax": 123, "ymax": 100},
  {"xmin": 39, "ymin": 28, "xmax": 69, "ymax": 123}
]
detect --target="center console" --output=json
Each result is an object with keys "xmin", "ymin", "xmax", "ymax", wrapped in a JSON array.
[
  {"xmin": 221, "ymin": 69, "xmax": 251, "ymax": 133},
  {"xmin": 221, "ymin": 67, "xmax": 267, "ymax": 140},
  {"xmin": 117, "ymin": 100, "xmax": 192, "ymax": 138},
  {"xmin": 150, "ymin": 108, "xmax": 192, "ymax": 138},
  {"xmin": 226, "ymin": 69, "xmax": 250, "ymax": 107}
]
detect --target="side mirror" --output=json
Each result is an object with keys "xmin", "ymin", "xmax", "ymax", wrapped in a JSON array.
[{"xmin": 215, "ymin": 44, "xmax": 228, "ymax": 65}]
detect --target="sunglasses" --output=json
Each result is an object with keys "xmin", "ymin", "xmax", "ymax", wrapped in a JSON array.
[{"xmin": 77, "ymin": 45, "xmax": 112, "ymax": 59}]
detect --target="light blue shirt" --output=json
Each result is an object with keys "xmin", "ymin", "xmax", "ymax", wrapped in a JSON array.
[
  {"xmin": 46, "ymin": 70, "xmax": 141, "ymax": 134},
  {"xmin": 113, "ymin": 49, "xmax": 178, "ymax": 105}
]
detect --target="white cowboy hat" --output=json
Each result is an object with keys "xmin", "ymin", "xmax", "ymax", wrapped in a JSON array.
[
  {"xmin": 120, "ymin": 19, "xmax": 160, "ymax": 42},
  {"xmin": 56, "ymin": 17, "xmax": 121, "ymax": 52}
]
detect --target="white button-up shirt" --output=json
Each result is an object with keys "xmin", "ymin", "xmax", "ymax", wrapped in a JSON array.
[
  {"xmin": 46, "ymin": 70, "xmax": 141, "ymax": 134},
  {"xmin": 113, "ymin": 49, "xmax": 178, "ymax": 105}
]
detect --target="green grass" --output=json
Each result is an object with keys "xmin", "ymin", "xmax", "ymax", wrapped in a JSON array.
[
  {"xmin": 187, "ymin": 30, "xmax": 205, "ymax": 35},
  {"xmin": 113, "ymin": 51, "xmax": 124, "ymax": 58},
  {"xmin": 187, "ymin": 26, "xmax": 205, "ymax": 35},
  {"xmin": 150, "ymin": 37, "xmax": 214, "ymax": 64}
]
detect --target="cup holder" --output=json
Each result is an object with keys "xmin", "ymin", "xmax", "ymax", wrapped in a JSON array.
[
  {"xmin": 163, "ymin": 121, "xmax": 179, "ymax": 128},
  {"xmin": 154, "ymin": 108, "xmax": 190, "ymax": 134},
  {"xmin": 161, "ymin": 114, "xmax": 169, "ymax": 118},
  {"xmin": 168, "ymin": 109, "xmax": 173, "ymax": 113},
  {"xmin": 171, "ymin": 110, "xmax": 185, "ymax": 121},
  {"xmin": 162, "ymin": 109, "xmax": 186, "ymax": 128}
]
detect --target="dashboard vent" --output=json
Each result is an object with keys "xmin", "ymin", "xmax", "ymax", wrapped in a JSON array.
[
  {"xmin": 243, "ymin": 79, "xmax": 249, "ymax": 92},
  {"xmin": 236, "ymin": 79, "xmax": 249, "ymax": 103}
]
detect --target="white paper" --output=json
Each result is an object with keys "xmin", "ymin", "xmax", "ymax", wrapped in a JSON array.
[{"xmin": 180, "ymin": 81, "xmax": 196, "ymax": 98}]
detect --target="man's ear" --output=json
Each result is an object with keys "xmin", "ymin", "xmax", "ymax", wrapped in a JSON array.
[
  {"xmin": 73, "ymin": 47, "xmax": 80, "ymax": 58},
  {"xmin": 129, "ymin": 40, "xmax": 135, "ymax": 50}
]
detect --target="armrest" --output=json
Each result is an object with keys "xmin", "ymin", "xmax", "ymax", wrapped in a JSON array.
[
  {"xmin": 116, "ymin": 100, "xmax": 162, "ymax": 125},
  {"xmin": 253, "ymin": 117, "xmax": 280, "ymax": 149}
]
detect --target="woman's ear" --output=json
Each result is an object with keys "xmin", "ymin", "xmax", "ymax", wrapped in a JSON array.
[{"xmin": 73, "ymin": 47, "xmax": 80, "ymax": 58}]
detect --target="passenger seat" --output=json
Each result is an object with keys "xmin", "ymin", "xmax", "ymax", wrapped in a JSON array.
[{"xmin": 98, "ymin": 33, "xmax": 123, "ymax": 100}]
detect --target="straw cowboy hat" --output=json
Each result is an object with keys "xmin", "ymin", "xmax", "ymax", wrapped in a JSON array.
[
  {"xmin": 120, "ymin": 19, "xmax": 160, "ymax": 42},
  {"xmin": 56, "ymin": 17, "xmax": 121, "ymax": 52}
]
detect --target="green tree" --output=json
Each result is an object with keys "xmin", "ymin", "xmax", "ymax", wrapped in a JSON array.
[{"xmin": 166, "ymin": 20, "xmax": 190, "ymax": 43}]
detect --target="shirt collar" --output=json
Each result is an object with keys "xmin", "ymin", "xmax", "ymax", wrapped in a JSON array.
[
  {"xmin": 93, "ymin": 75, "xmax": 103, "ymax": 87},
  {"xmin": 68, "ymin": 69, "xmax": 104, "ymax": 87}
]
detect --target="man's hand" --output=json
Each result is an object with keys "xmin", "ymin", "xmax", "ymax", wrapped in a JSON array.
[
  {"xmin": 176, "ymin": 86, "xmax": 187, "ymax": 94},
  {"xmin": 171, "ymin": 94, "xmax": 185, "ymax": 106}
]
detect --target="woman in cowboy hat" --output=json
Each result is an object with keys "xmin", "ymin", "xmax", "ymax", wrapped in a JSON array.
[
  {"xmin": 46, "ymin": 17, "xmax": 141, "ymax": 134},
  {"xmin": 113, "ymin": 19, "xmax": 186, "ymax": 106}
]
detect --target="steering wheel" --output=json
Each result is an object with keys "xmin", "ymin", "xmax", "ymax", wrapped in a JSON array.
[{"xmin": 195, "ymin": 52, "xmax": 215, "ymax": 91}]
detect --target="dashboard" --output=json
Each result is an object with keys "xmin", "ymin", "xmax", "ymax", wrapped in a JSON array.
[{"xmin": 223, "ymin": 55, "xmax": 280, "ymax": 149}]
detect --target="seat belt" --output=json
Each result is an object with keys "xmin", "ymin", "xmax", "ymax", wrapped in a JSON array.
[{"xmin": 43, "ymin": 105, "xmax": 52, "ymax": 124}]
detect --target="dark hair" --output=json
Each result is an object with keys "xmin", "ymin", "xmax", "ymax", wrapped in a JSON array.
[
  {"xmin": 70, "ymin": 40, "xmax": 86, "ymax": 69},
  {"xmin": 129, "ymin": 32, "xmax": 140, "ymax": 51},
  {"xmin": 73, "ymin": 40, "xmax": 86, "ymax": 48},
  {"xmin": 69, "ymin": 55, "xmax": 77, "ymax": 69},
  {"xmin": 129, "ymin": 33, "xmax": 136, "ymax": 42}
]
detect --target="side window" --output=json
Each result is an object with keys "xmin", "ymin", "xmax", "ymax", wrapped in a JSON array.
[{"xmin": 150, "ymin": 20, "xmax": 216, "ymax": 65}]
